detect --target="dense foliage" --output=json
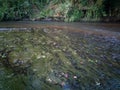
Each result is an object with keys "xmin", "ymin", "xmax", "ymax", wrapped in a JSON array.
[{"xmin": 0, "ymin": 0, "xmax": 120, "ymax": 21}]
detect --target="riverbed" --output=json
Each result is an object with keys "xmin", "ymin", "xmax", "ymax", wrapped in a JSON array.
[{"xmin": 0, "ymin": 22, "xmax": 120, "ymax": 90}]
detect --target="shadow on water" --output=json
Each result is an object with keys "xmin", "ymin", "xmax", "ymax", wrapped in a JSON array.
[{"xmin": 0, "ymin": 27, "xmax": 120, "ymax": 90}]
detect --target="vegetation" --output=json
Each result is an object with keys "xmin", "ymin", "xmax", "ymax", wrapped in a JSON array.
[{"xmin": 0, "ymin": 0, "xmax": 120, "ymax": 21}]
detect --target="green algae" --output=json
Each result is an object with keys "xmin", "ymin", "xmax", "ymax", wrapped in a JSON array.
[{"xmin": 0, "ymin": 28, "xmax": 120, "ymax": 90}]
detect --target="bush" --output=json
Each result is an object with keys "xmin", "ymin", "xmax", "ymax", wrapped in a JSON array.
[{"xmin": 65, "ymin": 8, "xmax": 83, "ymax": 22}]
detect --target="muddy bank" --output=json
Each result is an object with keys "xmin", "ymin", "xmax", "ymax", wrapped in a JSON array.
[{"xmin": 0, "ymin": 21, "xmax": 120, "ymax": 39}]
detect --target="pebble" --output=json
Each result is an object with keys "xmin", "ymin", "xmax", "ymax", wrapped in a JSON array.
[
  {"xmin": 33, "ymin": 69, "xmax": 37, "ymax": 72},
  {"xmin": 64, "ymin": 73, "xmax": 68, "ymax": 78},
  {"xmin": 47, "ymin": 78, "xmax": 52, "ymax": 83},
  {"xmin": 42, "ymin": 55, "xmax": 46, "ymax": 58},
  {"xmin": 73, "ymin": 76, "xmax": 77, "ymax": 79},
  {"xmin": 61, "ymin": 82, "xmax": 65, "ymax": 86},
  {"xmin": 96, "ymin": 82, "xmax": 100, "ymax": 86}
]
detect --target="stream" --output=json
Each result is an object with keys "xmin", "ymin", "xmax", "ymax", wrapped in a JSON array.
[{"xmin": 0, "ymin": 22, "xmax": 120, "ymax": 90}]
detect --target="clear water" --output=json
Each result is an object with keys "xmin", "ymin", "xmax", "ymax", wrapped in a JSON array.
[{"xmin": 0, "ymin": 27, "xmax": 120, "ymax": 90}]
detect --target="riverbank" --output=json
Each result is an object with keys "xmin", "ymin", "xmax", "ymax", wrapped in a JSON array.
[{"xmin": 0, "ymin": 21, "xmax": 120, "ymax": 39}]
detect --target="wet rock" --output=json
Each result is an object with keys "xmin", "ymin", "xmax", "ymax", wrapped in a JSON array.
[
  {"xmin": 112, "ymin": 68, "xmax": 120, "ymax": 74},
  {"xmin": 13, "ymin": 59, "xmax": 24, "ymax": 66},
  {"xmin": 62, "ymin": 83, "xmax": 71, "ymax": 90},
  {"xmin": 112, "ymin": 54, "xmax": 120, "ymax": 60},
  {"xmin": 33, "ymin": 69, "xmax": 37, "ymax": 72},
  {"xmin": 73, "ymin": 76, "xmax": 77, "ymax": 79},
  {"xmin": 47, "ymin": 78, "xmax": 52, "ymax": 83},
  {"xmin": 64, "ymin": 73, "xmax": 69, "ymax": 78},
  {"xmin": 96, "ymin": 82, "xmax": 101, "ymax": 86},
  {"xmin": 43, "ymin": 28, "xmax": 50, "ymax": 33},
  {"xmin": 37, "ymin": 55, "xmax": 46, "ymax": 59},
  {"xmin": 32, "ymin": 79, "xmax": 41, "ymax": 90},
  {"xmin": 61, "ymin": 82, "xmax": 65, "ymax": 86},
  {"xmin": 72, "ymin": 80, "xmax": 80, "ymax": 88}
]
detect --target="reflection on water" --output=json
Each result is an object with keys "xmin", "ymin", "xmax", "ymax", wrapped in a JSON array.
[{"xmin": 0, "ymin": 28, "xmax": 120, "ymax": 90}]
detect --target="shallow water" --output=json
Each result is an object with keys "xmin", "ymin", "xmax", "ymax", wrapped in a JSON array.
[{"xmin": 0, "ymin": 26, "xmax": 120, "ymax": 90}]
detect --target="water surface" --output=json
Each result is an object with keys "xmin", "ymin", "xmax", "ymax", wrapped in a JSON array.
[{"xmin": 0, "ymin": 23, "xmax": 120, "ymax": 90}]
